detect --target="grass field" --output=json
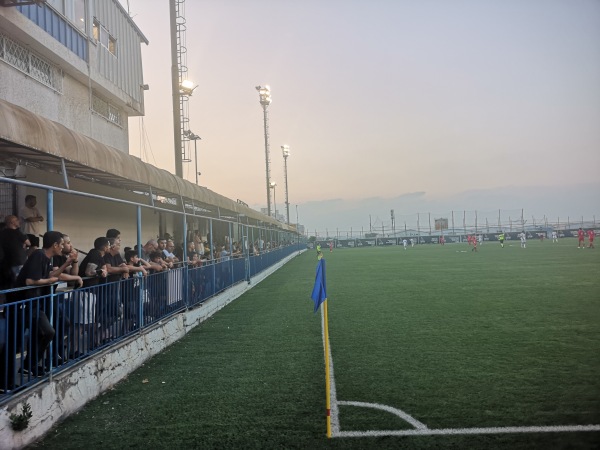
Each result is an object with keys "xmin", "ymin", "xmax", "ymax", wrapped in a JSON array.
[{"xmin": 35, "ymin": 239, "xmax": 600, "ymax": 449}]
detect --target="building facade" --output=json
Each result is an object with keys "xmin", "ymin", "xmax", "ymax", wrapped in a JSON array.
[{"xmin": 0, "ymin": 0, "xmax": 147, "ymax": 153}]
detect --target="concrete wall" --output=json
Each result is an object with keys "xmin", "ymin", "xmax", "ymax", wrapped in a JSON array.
[
  {"xmin": 0, "ymin": 250, "xmax": 304, "ymax": 449},
  {"xmin": 12, "ymin": 166, "xmax": 162, "ymax": 252}
]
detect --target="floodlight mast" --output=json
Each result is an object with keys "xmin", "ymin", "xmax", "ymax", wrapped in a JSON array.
[
  {"xmin": 270, "ymin": 181, "xmax": 277, "ymax": 219},
  {"xmin": 256, "ymin": 85, "xmax": 272, "ymax": 217},
  {"xmin": 281, "ymin": 145, "xmax": 290, "ymax": 224}
]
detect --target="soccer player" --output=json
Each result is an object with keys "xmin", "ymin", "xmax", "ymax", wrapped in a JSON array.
[
  {"xmin": 552, "ymin": 230, "xmax": 558, "ymax": 243},
  {"xmin": 439, "ymin": 235, "xmax": 445, "ymax": 245},
  {"xmin": 519, "ymin": 232, "xmax": 526, "ymax": 248},
  {"xmin": 588, "ymin": 229, "xmax": 595, "ymax": 249},
  {"xmin": 577, "ymin": 228, "xmax": 585, "ymax": 248},
  {"xmin": 472, "ymin": 237, "xmax": 478, "ymax": 252},
  {"xmin": 402, "ymin": 239, "xmax": 408, "ymax": 250},
  {"xmin": 498, "ymin": 232, "xmax": 505, "ymax": 248},
  {"xmin": 329, "ymin": 241, "xmax": 333, "ymax": 253}
]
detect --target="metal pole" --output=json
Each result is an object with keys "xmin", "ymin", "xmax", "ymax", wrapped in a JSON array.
[
  {"xmin": 194, "ymin": 138, "xmax": 199, "ymax": 185},
  {"xmin": 283, "ymin": 153, "xmax": 290, "ymax": 224},
  {"xmin": 170, "ymin": 0, "xmax": 183, "ymax": 178},
  {"xmin": 272, "ymin": 185, "xmax": 277, "ymax": 219},
  {"xmin": 262, "ymin": 106, "xmax": 272, "ymax": 217},
  {"xmin": 47, "ymin": 189, "xmax": 54, "ymax": 230}
]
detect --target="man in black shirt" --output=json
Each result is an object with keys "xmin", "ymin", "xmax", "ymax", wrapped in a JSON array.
[
  {"xmin": 103, "ymin": 238, "xmax": 129, "ymax": 340},
  {"xmin": 77, "ymin": 237, "xmax": 108, "ymax": 349},
  {"xmin": 16, "ymin": 231, "xmax": 74, "ymax": 377},
  {"xmin": 0, "ymin": 215, "xmax": 30, "ymax": 285}
]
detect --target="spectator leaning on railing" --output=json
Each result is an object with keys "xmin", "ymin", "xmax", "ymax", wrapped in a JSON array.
[{"xmin": 16, "ymin": 231, "xmax": 76, "ymax": 376}]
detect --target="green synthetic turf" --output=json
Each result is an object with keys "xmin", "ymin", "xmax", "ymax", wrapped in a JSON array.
[{"xmin": 34, "ymin": 239, "xmax": 600, "ymax": 449}]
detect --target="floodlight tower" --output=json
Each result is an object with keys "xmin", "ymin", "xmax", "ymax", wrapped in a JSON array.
[
  {"xmin": 270, "ymin": 181, "xmax": 277, "ymax": 219},
  {"xmin": 256, "ymin": 85, "xmax": 272, "ymax": 217},
  {"xmin": 170, "ymin": 0, "xmax": 196, "ymax": 178},
  {"xmin": 281, "ymin": 145, "xmax": 290, "ymax": 224}
]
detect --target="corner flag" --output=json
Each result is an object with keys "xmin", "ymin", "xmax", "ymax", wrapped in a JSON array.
[{"xmin": 311, "ymin": 258, "xmax": 327, "ymax": 313}]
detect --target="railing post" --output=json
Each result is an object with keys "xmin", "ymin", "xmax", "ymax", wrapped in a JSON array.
[{"xmin": 47, "ymin": 189, "xmax": 54, "ymax": 231}]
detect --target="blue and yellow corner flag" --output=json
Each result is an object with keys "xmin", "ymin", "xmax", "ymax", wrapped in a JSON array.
[{"xmin": 311, "ymin": 258, "xmax": 327, "ymax": 313}]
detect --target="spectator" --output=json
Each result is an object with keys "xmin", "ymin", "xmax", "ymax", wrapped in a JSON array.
[
  {"xmin": 51, "ymin": 234, "xmax": 82, "ymax": 287},
  {"xmin": 103, "ymin": 238, "xmax": 130, "ymax": 340},
  {"xmin": 16, "ymin": 231, "xmax": 72, "ymax": 376},
  {"xmin": 77, "ymin": 237, "xmax": 109, "ymax": 349},
  {"xmin": 19, "ymin": 195, "xmax": 44, "ymax": 248},
  {"xmin": 0, "ymin": 215, "xmax": 30, "ymax": 284},
  {"xmin": 50, "ymin": 234, "xmax": 82, "ymax": 364},
  {"xmin": 162, "ymin": 239, "xmax": 180, "ymax": 264},
  {"xmin": 106, "ymin": 229, "xmax": 121, "ymax": 244},
  {"xmin": 141, "ymin": 239, "xmax": 158, "ymax": 261},
  {"xmin": 123, "ymin": 250, "xmax": 150, "ymax": 333}
]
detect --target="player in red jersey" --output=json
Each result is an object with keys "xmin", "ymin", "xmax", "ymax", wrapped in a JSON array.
[
  {"xmin": 588, "ymin": 229, "xmax": 595, "ymax": 249},
  {"xmin": 472, "ymin": 236, "xmax": 478, "ymax": 252},
  {"xmin": 577, "ymin": 228, "xmax": 585, "ymax": 248}
]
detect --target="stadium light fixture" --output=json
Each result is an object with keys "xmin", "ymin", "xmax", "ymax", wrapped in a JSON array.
[{"xmin": 180, "ymin": 79, "xmax": 198, "ymax": 96}]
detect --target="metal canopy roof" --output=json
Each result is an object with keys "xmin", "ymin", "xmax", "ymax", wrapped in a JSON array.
[{"xmin": 0, "ymin": 98, "xmax": 286, "ymax": 229}]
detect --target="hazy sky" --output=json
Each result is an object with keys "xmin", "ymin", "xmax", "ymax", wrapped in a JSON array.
[{"xmin": 124, "ymin": 0, "xmax": 600, "ymax": 230}]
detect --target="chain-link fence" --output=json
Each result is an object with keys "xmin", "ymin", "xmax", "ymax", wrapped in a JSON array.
[{"xmin": 309, "ymin": 209, "xmax": 598, "ymax": 240}]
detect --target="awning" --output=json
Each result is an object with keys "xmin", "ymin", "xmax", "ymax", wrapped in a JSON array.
[{"xmin": 0, "ymin": 98, "xmax": 288, "ymax": 229}]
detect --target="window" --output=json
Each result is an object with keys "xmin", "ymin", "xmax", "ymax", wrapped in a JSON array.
[
  {"xmin": 48, "ymin": 0, "xmax": 86, "ymax": 34},
  {"xmin": 92, "ymin": 93, "xmax": 122, "ymax": 126},
  {"xmin": 0, "ymin": 33, "xmax": 63, "ymax": 92},
  {"xmin": 93, "ymin": 18, "xmax": 117, "ymax": 56}
]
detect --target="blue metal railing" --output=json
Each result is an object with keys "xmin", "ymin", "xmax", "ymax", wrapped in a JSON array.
[{"xmin": 0, "ymin": 244, "xmax": 299, "ymax": 398}]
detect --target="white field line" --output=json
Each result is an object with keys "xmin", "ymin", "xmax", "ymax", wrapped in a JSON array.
[
  {"xmin": 320, "ymin": 307, "xmax": 600, "ymax": 439},
  {"xmin": 336, "ymin": 424, "xmax": 600, "ymax": 438},
  {"xmin": 337, "ymin": 401, "xmax": 428, "ymax": 430}
]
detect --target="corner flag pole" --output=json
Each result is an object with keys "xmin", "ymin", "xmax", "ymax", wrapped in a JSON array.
[
  {"xmin": 323, "ymin": 299, "xmax": 332, "ymax": 438},
  {"xmin": 311, "ymin": 258, "xmax": 331, "ymax": 438}
]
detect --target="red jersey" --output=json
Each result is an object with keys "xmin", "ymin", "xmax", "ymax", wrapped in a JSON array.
[
  {"xmin": 578, "ymin": 229, "xmax": 585, "ymax": 241},
  {"xmin": 588, "ymin": 230, "xmax": 595, "ymax": 241}
]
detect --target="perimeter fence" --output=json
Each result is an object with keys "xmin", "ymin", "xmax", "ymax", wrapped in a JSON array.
[
  {"xmin": 0, "ymin": 176, "xmax": 305, "ymax": 402},
  {"xmin": 310, "ymin": 209, "xmax": 598, "ymax": 242}
]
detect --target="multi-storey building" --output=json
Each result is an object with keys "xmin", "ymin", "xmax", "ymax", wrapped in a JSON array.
[
  {"xmin": 0, "ymin": 0, "xmax": 147, "ymax": 151},
  {"xmin": 0, "ymin": 0, "xmax": 281, "ymax": 249}
]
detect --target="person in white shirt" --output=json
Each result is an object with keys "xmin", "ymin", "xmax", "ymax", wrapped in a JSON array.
[
  {"xmin": 552, "ymin": 230, "xmax": 558, "ymax": 243},
  {"xmin": 520, "ymin": 232, "xmax": 527, "ymax": 248},
  {"xmin": 402, "ymin": 239, "xmax": 408, "ymax": 250},
  {"xmin": 20, "ymin": 194, "xmax": 44, "ymax": 241}
]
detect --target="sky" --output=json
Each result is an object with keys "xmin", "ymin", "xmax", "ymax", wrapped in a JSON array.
[{"xmin": 124, "ymin": 0, "xmax": 600, "ymax": 233}]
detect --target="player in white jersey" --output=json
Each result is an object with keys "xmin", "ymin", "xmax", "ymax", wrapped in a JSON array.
[
  {"xmin": 552, "ymin": 231, "xmax": 558, "ymax": 243},
  {"xmin": 402, "ymin": 239, "xmax": 408, "ymax": 250},
  {"xmin": 519, "ymin": 232, "xmax": 527, "ymax": 248}
]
